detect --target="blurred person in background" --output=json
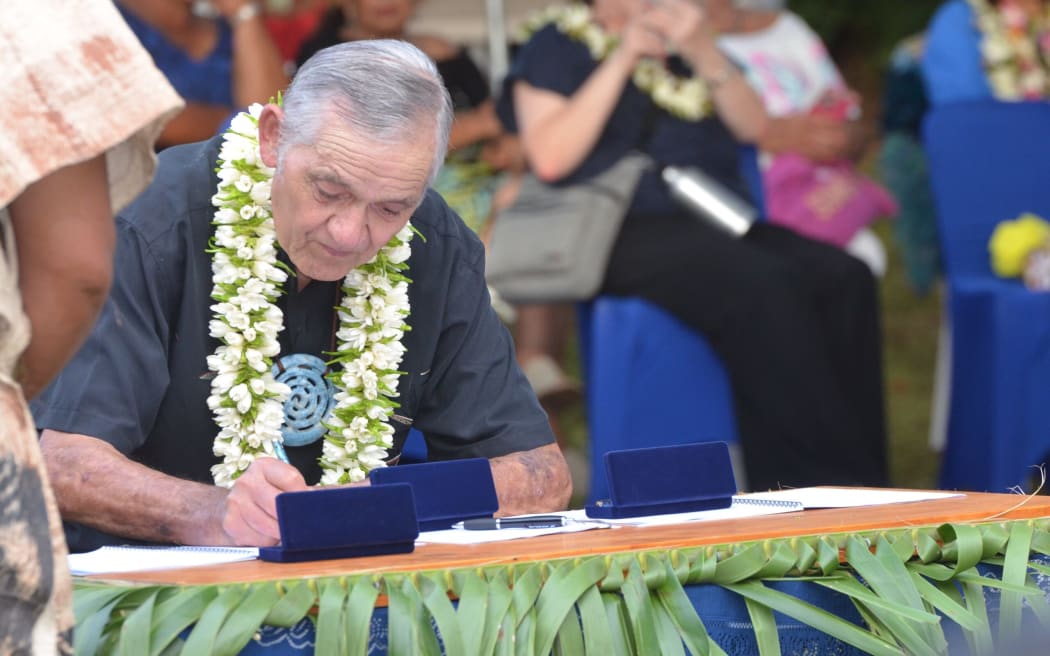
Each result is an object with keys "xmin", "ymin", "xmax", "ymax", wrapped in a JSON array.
[
  {"xmin": 719, "ymin": 0, "xmax": 897, "ymax": 276},
  {"xmin": 117, "ymin": 0, "xmax": 288, "ymax": 149},
  {"xmin": 261, "ymin": 0, "xmax": 329, "ymax": 75},
  {"xmin": 924, "ymin": 0, "xmax": 1050, "ymax": 105},
  {"xmin": 505, "ymin": 0, "xmax": 888, "ymax": 490},
  {"xmin": 0, "ymin": 1, "xmax": 180, "ymax": 652}
]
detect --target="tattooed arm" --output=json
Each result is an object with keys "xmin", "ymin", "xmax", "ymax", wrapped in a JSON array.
[{"xmin": 488, "ymin": 443, "xmax": 572, "ymax": 516}]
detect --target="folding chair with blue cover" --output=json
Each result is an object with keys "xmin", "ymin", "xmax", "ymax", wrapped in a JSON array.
[
  {"xmin": 578, "ymin": 147, "xmax": 764, "ymax": 504},
  {"xmin": 923, "ymin": 100, "xmax": 1050, "ymax": 492}
]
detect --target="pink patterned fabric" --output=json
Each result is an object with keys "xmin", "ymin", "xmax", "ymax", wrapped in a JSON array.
[{"xmin": 765, "ymin": 153, "xmax": 899, "ymax": 247}]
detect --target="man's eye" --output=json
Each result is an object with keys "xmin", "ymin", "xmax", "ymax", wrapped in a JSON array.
[
  {"xmin": 314, "ymin": 185, "xmax": 342, "ymax": 202},
  {"xmin": 378, "ymin": 205, "xmax": 403, "ymax": 218}
]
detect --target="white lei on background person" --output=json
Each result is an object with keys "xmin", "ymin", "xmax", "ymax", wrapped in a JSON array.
[
  {"xmin": 968, "ymin": 0, "xmax": 1050, "ymax": 99},
  {"xmin": 517, "ymin": 3, "xmax": 712, "ymax": 121},
  {"xmin": 207, "ymin": 104, "xmax": 413, "ymax": 488}
]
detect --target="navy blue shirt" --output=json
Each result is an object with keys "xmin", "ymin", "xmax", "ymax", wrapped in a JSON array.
[
  {"xmin": 32, "ymin": 136, "xmax": 555, "ymax": 551},
  {"xmin": 502, "ymin": 25, "xmax": 751, "ymax": 215}
]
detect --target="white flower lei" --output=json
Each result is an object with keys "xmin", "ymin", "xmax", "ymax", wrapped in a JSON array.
[
  {"xmin": 207, "ymin": 104, "xmax": 413, "ymax": 488},
  {"xmin": 969, "ymin": 0, "xmax": 1050, "ymax": 99},
  {"xmin": 516, "ymin": 3, "xmax": 712, "ymax": 121}
]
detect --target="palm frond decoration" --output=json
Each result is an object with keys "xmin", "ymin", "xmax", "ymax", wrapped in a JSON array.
[{"xmin": 73, "ymin": 519, "xmax": 1050, "ymax": 655}]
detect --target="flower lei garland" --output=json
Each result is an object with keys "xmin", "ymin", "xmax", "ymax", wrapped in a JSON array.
[
  {"xmin": 969, "ymin": 0, "xmax": 1050, "ymax": 99},
  {"xmin": 516, "ymin": 3, "xmax": 712, "ymax": 121},
  {"xmin": 208, "ymin": 103, "xmax": 413, "ymax": 488}
]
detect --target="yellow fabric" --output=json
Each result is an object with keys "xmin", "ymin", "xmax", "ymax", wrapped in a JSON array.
[{"xmin": 989, "ymin": 212, "xmax": 1050, "ymax": 277}]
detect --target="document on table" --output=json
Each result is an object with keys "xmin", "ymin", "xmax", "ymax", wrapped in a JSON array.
[
  {"xmin": 741, "ymin": 487, "xmax": 964, "ymax": 509},
  {"xmin": 68, "ymin": 545, "xmax": 259, "ymax": 576},
  {"xmin": 418, "ymin": 498, "xmax": 807, "ymax": 544}
]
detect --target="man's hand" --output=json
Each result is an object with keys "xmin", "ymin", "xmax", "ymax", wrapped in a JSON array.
[{"xmin": 219, "ymin": 457, "xmax": 308, "ymax": 546}]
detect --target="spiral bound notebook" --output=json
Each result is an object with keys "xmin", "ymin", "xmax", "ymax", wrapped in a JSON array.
[
  {"xmin": 731, "ymin": 495, "xmax": 807, "ymax": 510},
  {"xmin": 564, "ymin": 495, "xmax": 804, "ymax": 528},
  {"xmin": 739, "ymin": 487, "xmax": 964, "ymax": 509},
  {"xmin": 68, "ymin": 545, "xmax": 259, "ymax": 576}
]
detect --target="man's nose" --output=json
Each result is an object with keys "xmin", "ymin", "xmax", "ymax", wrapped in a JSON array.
[{"xmin": 328, "ymin": 206, "xmax": 370, "ymax": 252}]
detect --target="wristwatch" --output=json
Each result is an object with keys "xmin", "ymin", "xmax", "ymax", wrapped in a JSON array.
[{"xmin": 230, "ymin": 2, "xmax": 262, "ymax": 26}]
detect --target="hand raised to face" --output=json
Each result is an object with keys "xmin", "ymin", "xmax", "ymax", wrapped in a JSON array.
[{"xmin": 615, "ymin": 0, "xmax": 718, "ymax": 67}]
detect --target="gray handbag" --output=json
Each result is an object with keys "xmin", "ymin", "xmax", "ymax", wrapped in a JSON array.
[{"xmin": 485, "ymin": 152, "xmax": 650, "ymax": 304}]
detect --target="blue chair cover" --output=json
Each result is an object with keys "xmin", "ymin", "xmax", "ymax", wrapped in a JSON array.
[
  {"xmin": 923, "ymin": 100, "xmax": 1050, "ymax": 492},
  {"xmin": 579, "ymin": 147, "xmax": 764, "ymax": 504},
  {"xmin": 578, "ymin": 298, "xmax": 738, "ymax": 504}
]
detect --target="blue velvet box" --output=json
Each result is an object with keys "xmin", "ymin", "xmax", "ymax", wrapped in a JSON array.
[
  {"xmin": 258, "ymin": 483, "xmax": 419, "ymax": 563},
  {"xmin": 369, "ymin": 458, "xmax": 499, "ymax": 531},
  {"xmin": 585, "ymin": 442, "xmax": 736, "ymax": 519}
]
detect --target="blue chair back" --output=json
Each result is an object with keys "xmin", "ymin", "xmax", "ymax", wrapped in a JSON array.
[
  {"xmin": 579, "ymin": 145, "xmax": 763, "ymax": 503},
  {"xmin": 578, "ymin": 299, "xmax": 738, "ymax": 504},
  {"xmin": 923, "ymin": 100, "xmax": 1050, "ymax": 491},
  {"xmin": 924, "ymin": 100, "xmax": 1050, "ymax": 278}
]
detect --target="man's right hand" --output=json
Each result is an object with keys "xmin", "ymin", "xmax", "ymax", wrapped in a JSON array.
[{"xmin": 219, "ymin": 457, "xmax": 308, "ymax": 546}]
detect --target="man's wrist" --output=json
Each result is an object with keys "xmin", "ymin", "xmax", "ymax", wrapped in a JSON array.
[
  {"xmin": 691, "ymin": 44, "xmax": 735, "ymax": 91},
  {"xmin": 229, "ymin": 2, "xmax": 262, "ymax": 26}
]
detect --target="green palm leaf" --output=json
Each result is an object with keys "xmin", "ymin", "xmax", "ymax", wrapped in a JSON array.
[
  {"xmin": 576, "ymin": 583, "xmax": 615, "ymax": 655},
  {"xmin": 180, "ymin": 585, "xmax": 250, "ymax": 655},
  {"xmin": 999, "ymin": 521, "xmax": 1034, "ymax": 645},
  {"xmin": 212, "ymin": 582, "xmax": 280, "ymax": 654},
  {"xmin": 149, "ymin": 586, "xmax": 216, "ymax": 655},
  {"xmin": 263, "ymin": 580, "xmax": 315, "ymax": 627},
  {"xmin": 602, "ymin": 592, "xmax": 637, "ymax": 656},
  {"xmin": 535, "ymin": 558, "xmax": 607, "ymax": 655},
  {"xmin": 345, "ymin": 576, "xmax": 381, "ymax": 655},
  {"xmin": 724, "ymin": 580, "xmax": 904, "ymax": 656}
]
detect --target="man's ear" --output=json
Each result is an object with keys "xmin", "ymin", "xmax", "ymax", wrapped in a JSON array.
[{"xmin": 258, "ymin": 104, "xmax": 284, "ymax": 168}]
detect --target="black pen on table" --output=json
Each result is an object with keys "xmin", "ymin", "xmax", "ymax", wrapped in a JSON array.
[{"xmin": 453, "ymin": 515, "xmax": 568, "ymax": 530}]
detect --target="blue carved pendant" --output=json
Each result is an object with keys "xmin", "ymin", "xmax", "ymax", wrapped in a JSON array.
[{"xmin": 271, "ymin": 354, "xmax": 334, "ymax": 447}]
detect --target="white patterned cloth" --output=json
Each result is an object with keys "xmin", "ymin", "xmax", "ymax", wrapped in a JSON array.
[{"xmin": 0, "ymin": 1, "xmax": 182, "ymax": 653}]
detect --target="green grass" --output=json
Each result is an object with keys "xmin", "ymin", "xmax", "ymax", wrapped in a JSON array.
[
  {"xmin": 553, "ymin": 220, "xmax": 944, "ymax": 502},
  {"xmin": 874, "ymin": 220, "xmax": 943, "ymax": 489}
]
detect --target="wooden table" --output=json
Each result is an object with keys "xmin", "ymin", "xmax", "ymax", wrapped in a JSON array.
[
  {"xmin": 98, "ymin": 490, "xmax": 1050, "ymax": 585},
  {"xmin": 77, "ymin": 490, "xmax": 1050, "ymax": 655}
]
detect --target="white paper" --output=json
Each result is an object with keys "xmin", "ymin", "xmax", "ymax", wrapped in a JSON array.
[
  {"xmin": 69, "ymin": 545, "xmax": 259, "ymax": 576},
  {"xmin": 417, "ymin": 499, "xmax": 807, "ymax": 544},
  {"xmin": 742, "ymin": 487, "xmax": 964, "ymax": 509}
]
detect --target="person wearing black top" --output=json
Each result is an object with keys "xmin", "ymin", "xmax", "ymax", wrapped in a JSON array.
[
  {"xmin": 32, "ymin": 41, "xmax": 570, "ymax": 553},
  {"xmin": 506, "ymin": 0, "xmax": 888, "ymax": 490}
]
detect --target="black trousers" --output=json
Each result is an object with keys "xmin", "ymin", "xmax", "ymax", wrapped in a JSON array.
[{"xmin": 601, "ymin": 212, "xmax": 888, "ymax": 490}]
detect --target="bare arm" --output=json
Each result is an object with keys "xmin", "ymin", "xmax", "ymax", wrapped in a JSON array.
[
  {"xmin": 8, "ymin": 156, "xmax": 113, "ymax": 399},
  {"xmin": 514, "ymin": 45, "xmax": 641, "ymax": 182},
  {"xmin": 154, "ymin": 102, "xmax": 241, "ymax": 149},
  {"xmin": 40, "ymin": 429, "xmax": 308, "ymax": 546},
  {"xmin": 448, "ymin": 100, "xmax": 504, "ymax": 153},
  {"xmin": 489, "ymin": 443, "xmax": 572, "ymax": 516},
  {"xmin": 217, "ymin": 0, "xmax": 289, "ymax": 106}
]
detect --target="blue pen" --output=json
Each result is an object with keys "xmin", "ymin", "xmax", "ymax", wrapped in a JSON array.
[{"xmin": 272, "ymin": 440, "xmax": 291, "ymax": 464}]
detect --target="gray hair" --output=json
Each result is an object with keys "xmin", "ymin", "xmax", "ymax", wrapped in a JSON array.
[{"xmin": 278, "ymin": 40, "xmax": 454, "ymax": 186}]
